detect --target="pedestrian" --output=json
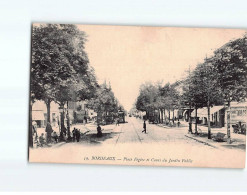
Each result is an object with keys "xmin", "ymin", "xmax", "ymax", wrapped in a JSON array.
[
  {"xmin": 97, "ymin": 124, "xmax": 102, "ymax": 137},
  {"xmin": 84, "ymin": 116, "xmax": 87, "ymax": 124},
  {"xmin": 72, "ymin": 128, "xmax": 76, "ymax": 142},
  {"xmin": 142, "ymin": 120, "xmax": 147, "ymax": 133},
  {"xmin": 75, "ymin": 128, "xmax": 80, "ymax": 142},
  {"xmin": 39, "ymin": 133, "xmax": 45, "ymax": 147},
  {"xmin": 45, "ymin": 122, "xmax": 53, "ymax": 144},
  {"xmin": 32, "ymin": 122, "xmax": 38, "ymax": 142},
  {"xmin": 115, "ymin": 118, "xmax": 119, "ymax": 126},
  {"xmin": 52, "ymin": 131, "xmax": 58, "ymax": 143}
]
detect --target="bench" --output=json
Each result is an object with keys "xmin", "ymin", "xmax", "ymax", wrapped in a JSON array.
[{"xmin": 213, "ymin": 132, "xmax": 226, "ymax": 142}]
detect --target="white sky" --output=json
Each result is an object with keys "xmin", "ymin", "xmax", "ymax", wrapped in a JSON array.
[{"xmin": 79, "ymin": 25, "xmax": 246, "ymax": 111}]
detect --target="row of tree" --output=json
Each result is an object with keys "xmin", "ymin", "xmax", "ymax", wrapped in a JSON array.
[
  {"xmin": 87, "ymin": 81, "xmax": 125, "ymax": 121},
  {"xmin": 135, "ymin": 81, "xmax": 180, "ymax": 124},
  {"xmin": 135, "ymin": 34, "xmax": 247, "ymax": 142},
  {"xmin": 30, "ymin": 24, "xmax": 123, "ymax": 147}
]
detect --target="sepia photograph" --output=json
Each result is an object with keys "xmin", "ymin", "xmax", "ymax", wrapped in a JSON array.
[{"xmin": 29, "ymin": 23, "xmax": 247, "ymax": 168}]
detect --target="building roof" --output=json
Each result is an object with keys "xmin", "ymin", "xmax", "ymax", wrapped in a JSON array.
[{"xmin": 230, "ymin": 101, "xmax": 247, "ymax": 108}]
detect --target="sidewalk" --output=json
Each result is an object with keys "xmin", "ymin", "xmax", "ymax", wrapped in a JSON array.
[
  {"xmin": 156, "ymin": 120, "xmax": 246, "ymax": 151},
  {"xmin": 185, "ymin": 125, "xmax": 246, "ymax": 151}
]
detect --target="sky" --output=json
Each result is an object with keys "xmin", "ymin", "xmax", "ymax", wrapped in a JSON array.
[{"xmin": 78, "ymin": 24, "xmax": 246, "ymax": 111}]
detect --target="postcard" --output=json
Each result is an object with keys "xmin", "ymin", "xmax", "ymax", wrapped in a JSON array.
[{"xmin": 29, "ymin": 23, "xmax": 247, "ymax": 168}]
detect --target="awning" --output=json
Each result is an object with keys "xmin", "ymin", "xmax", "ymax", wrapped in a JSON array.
[
  {"xmin": 210, "ymin": 105, "xmax": 224, "ymax": 113},
  {"xmin": 32, "ymin": 110, "xmax": 45, "ymax": 120},
  {"xmin": 191, "ymin": 106, "xmax": 224, "ymax": 117}
]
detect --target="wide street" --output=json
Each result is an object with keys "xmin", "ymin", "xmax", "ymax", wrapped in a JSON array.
[
  {"xmin": 30, "ymin": 116, "xmax": 246, "ymax": 168},
  {"xmin": 34, "ymin": 116, "xmax": 245, "ymax": 151},
  {"xmin": 103, "ymin": 117, "xmax": 207, "ymax": 146}
]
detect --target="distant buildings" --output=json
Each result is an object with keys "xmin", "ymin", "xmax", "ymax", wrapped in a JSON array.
[
  {"xmin": 32, "ymin": 100, "xmax": 97, "ymax": 128},
  {"xmin": 189, "ymin": 102, "xmax": 247, "ymax": 128},
  {"xmin": 133, "ymin": 101, "xmax": 247, "ymax": 128},
  {"xmin": 32, "ymin": 100, "xmax": 59, "ymax": 128}
]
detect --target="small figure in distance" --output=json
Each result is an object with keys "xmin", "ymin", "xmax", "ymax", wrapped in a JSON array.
[
  {"xmin": 39, "ymin": 133, "xmax": 46, "ymax": 147},
  {"xmin": 75, "ymin": 128, "xmax": 80, "ymax": 142},
  {"xmin": 117, "ymin": 118, "xmax": 120, "ymax": 126},
  {"xmin": 97, "ymin": 124, "xmax": 103, "ymax": 137},
  {"xmin": 142, "ymin": 120, "xmax": 147, "ymax": 134},
  {"xmin": 52, "ymin": 131, "xmax": 58, "ymax": 143},
  {"xmin": 72, "ymin": 128, "xmax": 76, "ymax": 142}
]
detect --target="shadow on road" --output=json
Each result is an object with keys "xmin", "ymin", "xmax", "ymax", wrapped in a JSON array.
[{"xmin": 79, "ymin": 132, "xmax": 122, "ymax": 145}]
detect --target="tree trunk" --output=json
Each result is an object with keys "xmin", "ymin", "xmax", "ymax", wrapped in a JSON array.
[
  {"xmin": 45, "ymin": 99, "xmax": 51, "ymax": 124},
  {"xmin": 161, "ymin": 109, "xmax": 164, "ymax": 124},
  {"xmin": 67, "ymin": 101, "xmax": 71, "ymax": 140},
  {"xmin": 60, "ymin": 103, "xmax": 65, "ymax": 140},
  {"xmin": 207, "ymin": 101, "xmax": 211, "ymax": 139},
  {"xmin": 168, "ymin": 110, "xmax": 170, "ymax": 121},
  {"xmin": 172, "ymin": 109, "xmax": 175, "ymax": 124},
  {"xmin": 158, "ymin": 110, "xmax": 160, "ymax": 123},
  {"xmin": 195, "ymin": 107, "xmax": 198, "ymax": 135},
  {"xmin": 227, "ymin": 101, "xmax": 231, "ymax": 144},
  {"xmin": 188, "ymin": 108, "xmax": 192, "ymax": 134},
  {"xmin": 29, "ymin": 101, "xmax": 33, "ymax": 148}
]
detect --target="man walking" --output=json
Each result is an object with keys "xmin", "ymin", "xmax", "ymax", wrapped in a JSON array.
[{"xmin": 142, "ymin": 120, "xmax": 147, "ymax": 133}]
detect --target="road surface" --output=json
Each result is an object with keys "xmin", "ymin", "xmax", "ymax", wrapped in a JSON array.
[
  {"xmin": 54, "ymin": 116, "xmax": 215, "ymax": 149},
  {"xmin": 30, "ymin": 117, "xmax": 246, "ymax": 168}
]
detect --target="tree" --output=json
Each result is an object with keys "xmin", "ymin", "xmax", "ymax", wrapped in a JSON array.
[
  {"xmin": 212, "ymin": 35, "xmax": 247, "ymax": 143},
  {"xmin": 180, "ymin": 70, "xmax": 194, "ymax": 133},
  {"xmin": 135, "ymin": 81, "xmax": 180, "ymax": 125},
  {"xmin": 182, "ymin": 60, "xmax": 224, "ymax": 138},
  {"xmin": 31, "ymin": 24, "xmax": 97, "ymax": 141},
  {"xmin": 158, "ymin": 83, "xmax": 180, "ymax": 124},
  {"xmin": 87, "ymin": 82, "xmax": 120, "ymax": 123},
  {"xmin": 135, "ymin": 82, "xmax": 160, "ymax": 120}
]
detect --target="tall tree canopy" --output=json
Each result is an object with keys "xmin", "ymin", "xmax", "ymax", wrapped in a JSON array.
[{"xmin": 30, "ymin": 24, "xmax": 98, "ymax": 143}]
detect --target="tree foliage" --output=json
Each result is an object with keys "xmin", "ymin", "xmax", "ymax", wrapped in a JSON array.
[{"xmin": 31, "ymin": 24, "xmax": 98, "ymax": 107}]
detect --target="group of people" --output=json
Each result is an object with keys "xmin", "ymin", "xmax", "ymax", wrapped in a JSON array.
[
  {"xmin": 36, "ymin": 122, "xmax": 59, "ymax": 147},
  {"xmin": 72, "ymin": 128, "xmax": 81, "ymax": 142},
  {"xmin": 33, "ymin": 119, "xmax": 148, "ymax": 147}
]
